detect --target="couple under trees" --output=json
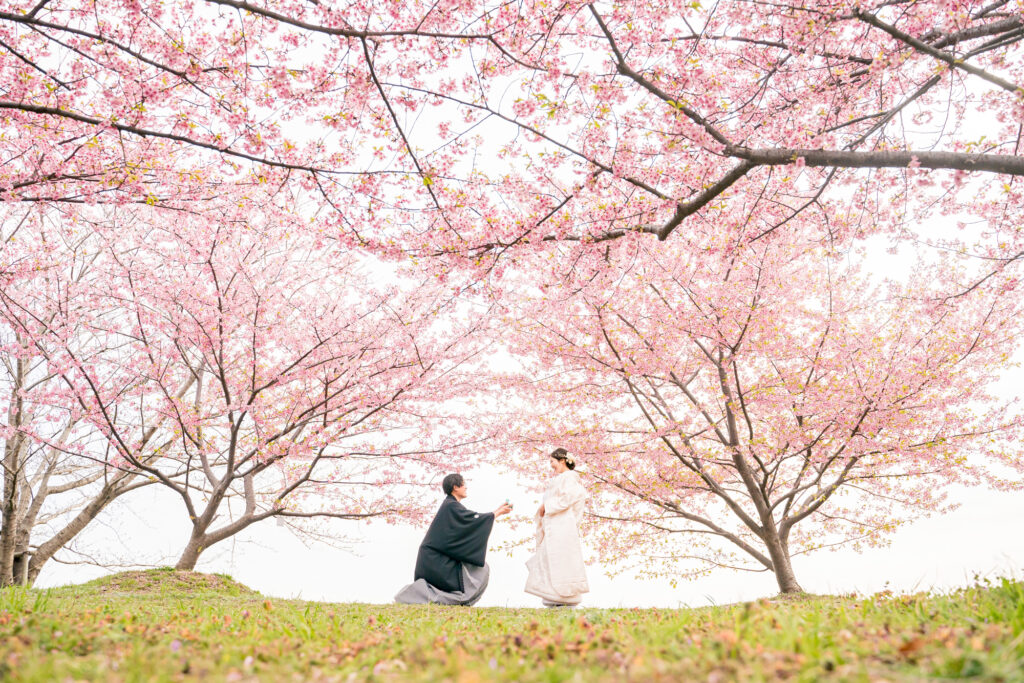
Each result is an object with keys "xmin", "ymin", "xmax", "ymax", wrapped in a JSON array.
[
  {"xmin": 2, "ymin": 0, "xmax": 1023, "ymax": 596},
  {"xmin": 2, "ymin": 197, "xmax": 1021, "ymax": 596},
  {"xmin": 395, "ymin": 448, "xmax": 590, "ymax": 607}
]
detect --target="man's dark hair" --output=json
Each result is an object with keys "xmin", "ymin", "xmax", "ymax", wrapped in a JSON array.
[{"xmin": 442, "ymin": 473, "xmax": 465, "ymax": 496}]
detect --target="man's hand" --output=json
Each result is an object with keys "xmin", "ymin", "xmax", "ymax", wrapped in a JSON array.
[{"xmin": 494, "ymin": 503, "xmax": 513, "ymax": 517}]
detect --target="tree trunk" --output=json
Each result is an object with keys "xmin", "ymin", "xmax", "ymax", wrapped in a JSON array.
[
  {"xmin": 173, "ymin": 466, "xmax": 245, "ymax": 571},
  {"xmin": 1, "ymin": 349, "xmax": 27, "ymax": 587},
  {"xmin": 764, "ymin": 528, "xmax": 803, "ymax": 594},
  {"xmin": 0, "ymin": 478, "xmax": 16, "ymax": 586},
  {"xmin": 175, "ymin": 536, "xmax": 206, "ymax": 570},
  {"xmin": 11, "ymin": 552, "xmax": 30, "ymax": 587},
  {"xmin": 174, "ymin": 507, "xmax": 263, "ymax": 571},
  {"xmin": 0, "ymin": 435, "xmax": 21, "ymax": 587},
  {"xmin": 26, "ymin": 479, "xmax": 132, "ymax": 585}
]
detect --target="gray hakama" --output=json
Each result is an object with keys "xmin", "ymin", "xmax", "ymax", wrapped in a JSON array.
[
  {"xmin": 396, "ymin": 494, "xmax": 497, "ymax": 606},
  {"xmin": 394, "ymin": 562, "xmax": 490, "ymax": 606}
]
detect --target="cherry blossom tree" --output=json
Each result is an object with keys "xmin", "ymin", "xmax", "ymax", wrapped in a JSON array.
[
  {"xmin": 0, "ymin": 329, "xmax": 161, "ymax": 587},
  {"xmin": 0, "ymin": 210, "xmax": 169, "ymax": 586},
  {"xmin": 2, "ymin": 0, "xmax": 1021, "ymax": 267},
  {"xmin": 491, "ymin": 230, "xmax": 1023, "ymax": 593},
  {"xmin": 3, "ymin": 0, "xmax": 1022, "ymax": 589},
  {"xmin": 2, "ymin": 196, "xmax": 486, "ymax": 572}
]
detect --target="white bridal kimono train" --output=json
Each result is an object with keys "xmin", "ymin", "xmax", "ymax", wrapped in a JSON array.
[{"xmin": 525, "ymin": 470, "xmax": 589, "ymax": 605}]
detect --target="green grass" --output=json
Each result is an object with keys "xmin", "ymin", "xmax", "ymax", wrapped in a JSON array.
[{"xmin": 2, "ymin": 569, "xmax": 1023, "ymax": 681}]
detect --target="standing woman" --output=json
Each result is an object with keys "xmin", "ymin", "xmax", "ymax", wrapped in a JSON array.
[{"xmin": 525, "ymin": 448, "xmax": 590, "ymax": 606}]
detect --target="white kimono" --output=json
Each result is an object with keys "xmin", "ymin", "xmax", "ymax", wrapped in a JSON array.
[{"xmin": 524, "ymin": 470, "xmax": 589, "ymax": 605}]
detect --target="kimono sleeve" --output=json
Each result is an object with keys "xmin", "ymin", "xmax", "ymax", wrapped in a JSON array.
[{"xmin": 441, "ymin": 502, "xmax": 495, "ymax": 566}]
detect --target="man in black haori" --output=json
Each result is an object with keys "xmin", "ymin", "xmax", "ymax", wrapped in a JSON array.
[{"xmin": 395, "ymin": 473, "xmax": 512, "ymax": 605}]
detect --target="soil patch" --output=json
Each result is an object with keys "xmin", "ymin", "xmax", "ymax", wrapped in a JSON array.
[{"xmin": 81, "ymin": 568, "xmax": 258, "ymax": 596}]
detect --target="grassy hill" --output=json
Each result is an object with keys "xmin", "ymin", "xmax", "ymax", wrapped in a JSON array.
[{"xmin": 2, "ymin": 568, "xmax": 1022, "ymax": 681}]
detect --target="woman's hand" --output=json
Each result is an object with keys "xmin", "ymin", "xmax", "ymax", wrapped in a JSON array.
[{"xmin": 537, "ymin": 504, "xmax": 545, "ymax": 517}]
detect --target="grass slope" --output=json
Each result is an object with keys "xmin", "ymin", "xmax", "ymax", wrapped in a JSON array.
[{"xmin": 1, "ymin": 568, "xmax": 1022, "ymax": 681}]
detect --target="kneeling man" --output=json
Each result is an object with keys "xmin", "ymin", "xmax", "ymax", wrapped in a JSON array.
[{"xmin": 395, "ymin": 473, "xmax": 512, "ymax": 605}]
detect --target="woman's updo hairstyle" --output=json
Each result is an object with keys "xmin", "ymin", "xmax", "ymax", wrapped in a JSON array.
[{"xmin": 550, "ymin": 447, "xmax": 576, "ymax": 470}]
